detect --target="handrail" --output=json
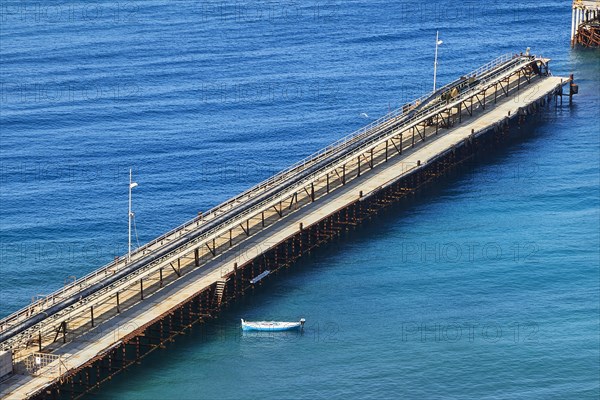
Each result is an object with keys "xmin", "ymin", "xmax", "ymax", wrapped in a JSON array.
[
  {"xmin": 2, "ymin": 56, "xmax": 551, "ymax": 352},
  {"xmin": 139, "ymin": 55, "xmax": 535, "ymax": 267},
  {"xmin": 0, "ymin": 52, "xmax": 523, "ymax": 330},
  {"xmin": 56, "ymin": 54, "xmax": 535, "ymax": 315}
]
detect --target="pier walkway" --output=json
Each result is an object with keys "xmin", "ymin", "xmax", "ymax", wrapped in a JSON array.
[{"xmin": 0, "ymin": 53, "xmax": 570, "ymax": 399}]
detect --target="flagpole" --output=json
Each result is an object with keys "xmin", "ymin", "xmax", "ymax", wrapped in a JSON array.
[
  {"xmin": 128, "ymin": 170, "xmax": 139, "ymax": 263},
  {"xmin": 433, "ymin": 30, "xmax": 439, "ymax": 92},
  {"xmin": 128, "ymin": 168, "xmax": 132, "ymax": 262}
]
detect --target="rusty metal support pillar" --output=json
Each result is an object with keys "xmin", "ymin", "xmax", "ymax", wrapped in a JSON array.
[
  {"xmin": 233, "ymin": 262, "xmax": 238, "ymax": 294},
  {"xmin": 569, "ymin": 74, "xmax": 576, "ymax": 105},
  {"xmin": 136, "ymin": 336, "xmax": 140, "ymax": 360},
  {"xmin": 494, "ymin": 82, "xmax": 498, "ymax": 103},
  {"xmin": 385, "ymin": 140, "xmax": 389, "ymax": 161},
  {"xmin": 96, "ymin": 360, "xmax": 101, "ymax": 390}
]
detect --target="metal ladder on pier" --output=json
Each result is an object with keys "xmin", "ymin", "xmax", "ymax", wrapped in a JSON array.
[{"xmin": 214, "ymin": 281, "xmax": 226, "ymax": 307}]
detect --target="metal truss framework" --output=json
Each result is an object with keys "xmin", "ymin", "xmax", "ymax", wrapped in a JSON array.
[
  {"xmin": 0, "ymin": 57, "xmax": 557, "ymax": 359},
  {"xmin": 27, "ymin": 87, "xmax": 565, "ymax": 400}
]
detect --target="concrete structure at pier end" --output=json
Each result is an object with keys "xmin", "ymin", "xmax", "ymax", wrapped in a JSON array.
[{"xmin": 571, "ymin": 0, "xmax": 600, "ymax": 47}]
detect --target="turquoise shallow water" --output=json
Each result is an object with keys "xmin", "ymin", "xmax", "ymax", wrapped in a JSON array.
[{"xmin": 1, "ymin": 1, "xmax": 599, "ymax": 399}]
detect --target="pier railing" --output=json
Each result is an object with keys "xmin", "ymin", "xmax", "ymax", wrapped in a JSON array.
[
  {"xmin": 61, "ymin": 54, "xmax": 536, "ymax": 318},
  {"xmin": 0, "ymin": 52, "xmax": 523, "ymax": 333},
  {"xmin": 131, "ymin": 53, "xmax": 518, "ymax": 244},
  {"xmin": 172, "ymin": 55, "xmax": 535, "ymax": 253}
]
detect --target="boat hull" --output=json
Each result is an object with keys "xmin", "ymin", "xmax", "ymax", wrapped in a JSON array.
[{"xmin": 241, "ymin": 319, "xmax": 304, "ymax": 332}]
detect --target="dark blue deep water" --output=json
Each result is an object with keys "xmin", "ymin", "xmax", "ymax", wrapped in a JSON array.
[{"xmin": 1, "ymin": 1, "xmax": 599, "ymax": 398}]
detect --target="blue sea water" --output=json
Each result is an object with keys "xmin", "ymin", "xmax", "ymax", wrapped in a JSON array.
[{"xmin": 1, "ymin": 0, "xmax": 599, "ymax": 398}]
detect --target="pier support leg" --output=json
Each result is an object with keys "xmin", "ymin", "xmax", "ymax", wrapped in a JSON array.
[
  {"xmin": 385, "ymin": 140, "xmax": 389, "ymax": 161},
  {"xmin": 62, "ymin": 321, "xmax": 67, "ymax": 343},
  {"xmin": 494, "ymin": 83, "xmax": 498, "ymax": 103},
  {"xmin": 569, "ymin": 74, "xmax": 575, "ymax": 105},
  {"xmin": 400, "ymin": 133, "xmax": 402, "ymax": 153},
  {"xmin": 571, "ymin": 6, "xmax": 577, "ymax": 47}
]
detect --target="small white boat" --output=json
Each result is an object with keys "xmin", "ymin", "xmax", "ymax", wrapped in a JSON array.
[{"xmin": 241, "ymin": 318, "xmax": 305, "ymax": 332}]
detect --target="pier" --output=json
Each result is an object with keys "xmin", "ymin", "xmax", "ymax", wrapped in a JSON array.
[
  {"xmin": 571, "ymin": 0, "xmax": 600, "ymax": 47},
  {"xmin": 0, "ymin": 53, "xmax": 573, "ymax": 399}
]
